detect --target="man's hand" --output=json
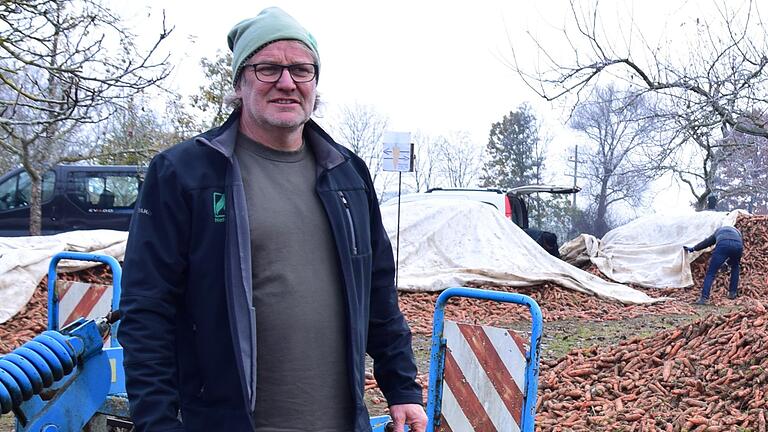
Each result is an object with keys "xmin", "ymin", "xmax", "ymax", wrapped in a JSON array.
[
  {"xmin": 683, "ymin": 246, "xmax": 694, "ymax": 253},
  {"xmin": 389, "ymin": 403, "xmax": 427, "ymax": 432}
]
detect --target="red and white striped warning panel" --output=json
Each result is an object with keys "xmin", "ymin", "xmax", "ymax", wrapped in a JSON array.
[
  {"xmin": 56, "ymin": 280, "xmax": 113, "ymax": 329},
  {"xmin": 439, "ymin": 321, "xmax": 528, "ymax": 432}
]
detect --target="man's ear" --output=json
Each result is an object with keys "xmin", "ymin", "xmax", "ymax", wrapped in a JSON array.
[{"xmin": 233, "ymin": 74, "xmax": 244, "ymax": 94}]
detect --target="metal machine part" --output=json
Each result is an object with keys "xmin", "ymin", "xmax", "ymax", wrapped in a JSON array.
[{"xmin": 1, "ymin": 317, "xmax": 112, "ymax": 431}]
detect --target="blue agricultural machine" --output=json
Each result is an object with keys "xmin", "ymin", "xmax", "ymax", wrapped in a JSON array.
[{"xmin": 0, "ymin": 252, "xmax": 543, "ymax": 431}]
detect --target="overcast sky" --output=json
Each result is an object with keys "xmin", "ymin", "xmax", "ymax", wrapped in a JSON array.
[
  {"xmin": 122, "ymin": 1, "xmax": 562, "ymax": 136},
  {"xmin": 119, "ymin": 0, "xmax": 761, "ymax": 215}
]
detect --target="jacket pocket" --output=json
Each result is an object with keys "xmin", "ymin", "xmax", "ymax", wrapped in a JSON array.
[
  {"xmin": 190, "ymin": 322, "xmax": 207, "ymax": 400},
  {"xmin": 337, "ymin": 190, "xmax": 359, "ymax": 255}
]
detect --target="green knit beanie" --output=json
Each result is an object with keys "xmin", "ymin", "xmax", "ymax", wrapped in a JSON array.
[{"xmin": 227, "ymin": 7, "xmax": 320, "ymax": 86}]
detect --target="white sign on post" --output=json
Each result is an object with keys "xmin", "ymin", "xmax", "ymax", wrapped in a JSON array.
[{"xmin": 382, "ymin": 131, "xmax": 413, "ymax": 172}]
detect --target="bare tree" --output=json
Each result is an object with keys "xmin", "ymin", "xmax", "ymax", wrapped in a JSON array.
[
  {"xmin": 714, "ymin": 114, "xmax": 768, "ymax": 212},
  {"xmin": 0, "ymin": 151, "xmax": 16, "ymax": 174},
  {"xmin": 662, "ymin": 109, "xmax": 731, "ymax": 209},
  {"xmin": 190, "ymin": 50, "xmax": 232, "ymax": 130},
  {"xmin": 332, "ymin": 103, "xmax": 388, "ymax": 185},
  {"xmin": 570, "ymin": 85, "xmax": 658, "ymax": 236},
  {"xmin": 510, "ymin": 0, "xmax": 767, "ymax": 138},
  {"xmin": 508, "ymin": 0, "xmax": 768, "ymax": 209},
  {"xmin": 164, "ymin": 92, "xmax": 202, "ymax": 145},
  {"xmin": 0, "ymin": 84, "xmax": 19, "ymax": 173},
  {"xmin": 434, "ymin": 131, "xmax": 482, "ymax": 188},
  {"xmin": 0, "ymin": 0, "xmax": 171, "ymax": 234},
  {"xmin": 410, "ymin": 131, "xmax": 442, "ymax": 192},
  {"xmin": 96, "ymin": 95, "xmax": 179, "ymax": 166}
]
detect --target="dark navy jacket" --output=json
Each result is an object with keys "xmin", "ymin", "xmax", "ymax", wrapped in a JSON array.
[
  {"xmin": 692, "ymin": 226, "xmax": 743, "ymax": 252},
  {"xmin": 119, "ymin": 112, "xmax": 421, "ymax": 431}
]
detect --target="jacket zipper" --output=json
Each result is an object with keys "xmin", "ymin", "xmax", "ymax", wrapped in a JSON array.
[{"xmin": 338, "ymin": 191, "xmax": 358, "ymax": 255}]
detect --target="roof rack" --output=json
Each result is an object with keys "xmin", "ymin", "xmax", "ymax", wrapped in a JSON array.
[{"xmin": 425, "ymin": 188, "xmax": 504, "ymax": 194}]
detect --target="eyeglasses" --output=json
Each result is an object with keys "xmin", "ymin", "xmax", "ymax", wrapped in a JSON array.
[{"xmin": 245, "ymin": 63, "xmax": 318, "ymax": 83}]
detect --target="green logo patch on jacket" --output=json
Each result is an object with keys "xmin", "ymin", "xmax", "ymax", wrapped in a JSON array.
[{"xmin": 213, "ymin": 192, "xmax": 225, "ymax": 223}]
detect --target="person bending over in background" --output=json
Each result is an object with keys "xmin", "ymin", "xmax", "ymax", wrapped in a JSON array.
[
  {"xmin": 119, "ymin": 7, "xmax": 426, "ymax": 432},
  {"xmin": 684, "ymin": 226, "xmax": 743, "ymax": 305}
]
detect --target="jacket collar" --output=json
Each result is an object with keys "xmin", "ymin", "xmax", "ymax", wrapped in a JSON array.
[
  {"xmin": 304, "ymin": 120, "xmax": 345, "ymax": 170},
  {"xmin": 197, "ymin": 110, "xmax": 346, "ymax": 170}
]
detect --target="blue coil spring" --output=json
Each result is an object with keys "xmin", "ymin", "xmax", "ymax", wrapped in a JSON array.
[{"xmin": 0, "ymin": 330, "xmax": 77, "ymax": 415}]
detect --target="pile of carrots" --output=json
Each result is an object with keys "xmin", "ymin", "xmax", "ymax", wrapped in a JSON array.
[
  {"xmin": 536, "ymin": 301, "xmax": 768, "ymax": 431},
  {"xmin": 398, "ymin": 283, "xmax": 698, "ymax": 336},
  {"xmin": 0, "ymin": 283, "xmax": 46, "ymax": 353},
  {"xmin": 0, "ymin": 265, "xmax": 111, "ymax": 353}
]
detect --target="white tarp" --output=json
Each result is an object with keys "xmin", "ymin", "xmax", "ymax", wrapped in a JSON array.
[
  {"xmin": 6, "ymin": 202, "xmax": 695, "ymax": 325},
  {"xmin": 0, "ymin": 230, "xmax": 128, "ymax": 324},
  {"xmin": 558, "ymin": 210, "xmax": 745, "ymax": 288},
  {"xmin": 381, "ymin": 199, "xmax": 664, "ymax": 304}
]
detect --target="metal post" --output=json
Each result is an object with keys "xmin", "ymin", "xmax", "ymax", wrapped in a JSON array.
[
  {"xmin": 395, "ymin": 172, "xmax": 402, "ymax": 289},
  {"xmin": 572, "ymin": 144, "xmax": 578, "ymax": 207}
]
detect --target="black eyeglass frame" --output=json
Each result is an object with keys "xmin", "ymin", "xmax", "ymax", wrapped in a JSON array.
[{"xmin": 245, "ymin": 63, "xmax": 318, "ymax": 83}]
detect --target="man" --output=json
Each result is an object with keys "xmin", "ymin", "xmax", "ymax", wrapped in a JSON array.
[
  {"xmin": 119, "ymin": 7, "xmax": 427, "ymax": 432},
  {"xmin": 684, "ymin": 225, "xmax": 743, "ymax": 305}
]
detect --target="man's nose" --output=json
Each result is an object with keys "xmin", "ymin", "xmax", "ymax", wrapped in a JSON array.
[{"xmin": 274, "ymin": 68, "xmax": 297, "ymax": 89}]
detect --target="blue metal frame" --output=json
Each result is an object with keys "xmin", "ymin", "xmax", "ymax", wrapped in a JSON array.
[
  {"xmin": 425, "ymin": 287, "xmax": 543, "ymax": 432},
  {"xmin": 369, "ymin": 415, "xmax": 411, "ymax": 432},
  {"xmin": 369, "ymin": 415, "xmax": 392, "ymax": 431},
  {"xmin": 46, "ymin": 251, "xmax": 123, "ymax": 349},
  {"xmin": 13, "ymin": 319, "xmax": 113, "ymax": 431}
]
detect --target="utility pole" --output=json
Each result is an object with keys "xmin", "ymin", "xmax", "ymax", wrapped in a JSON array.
[{"xmin": 565, "ymin": 145, "xmax": 583, "ymax": 207}]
